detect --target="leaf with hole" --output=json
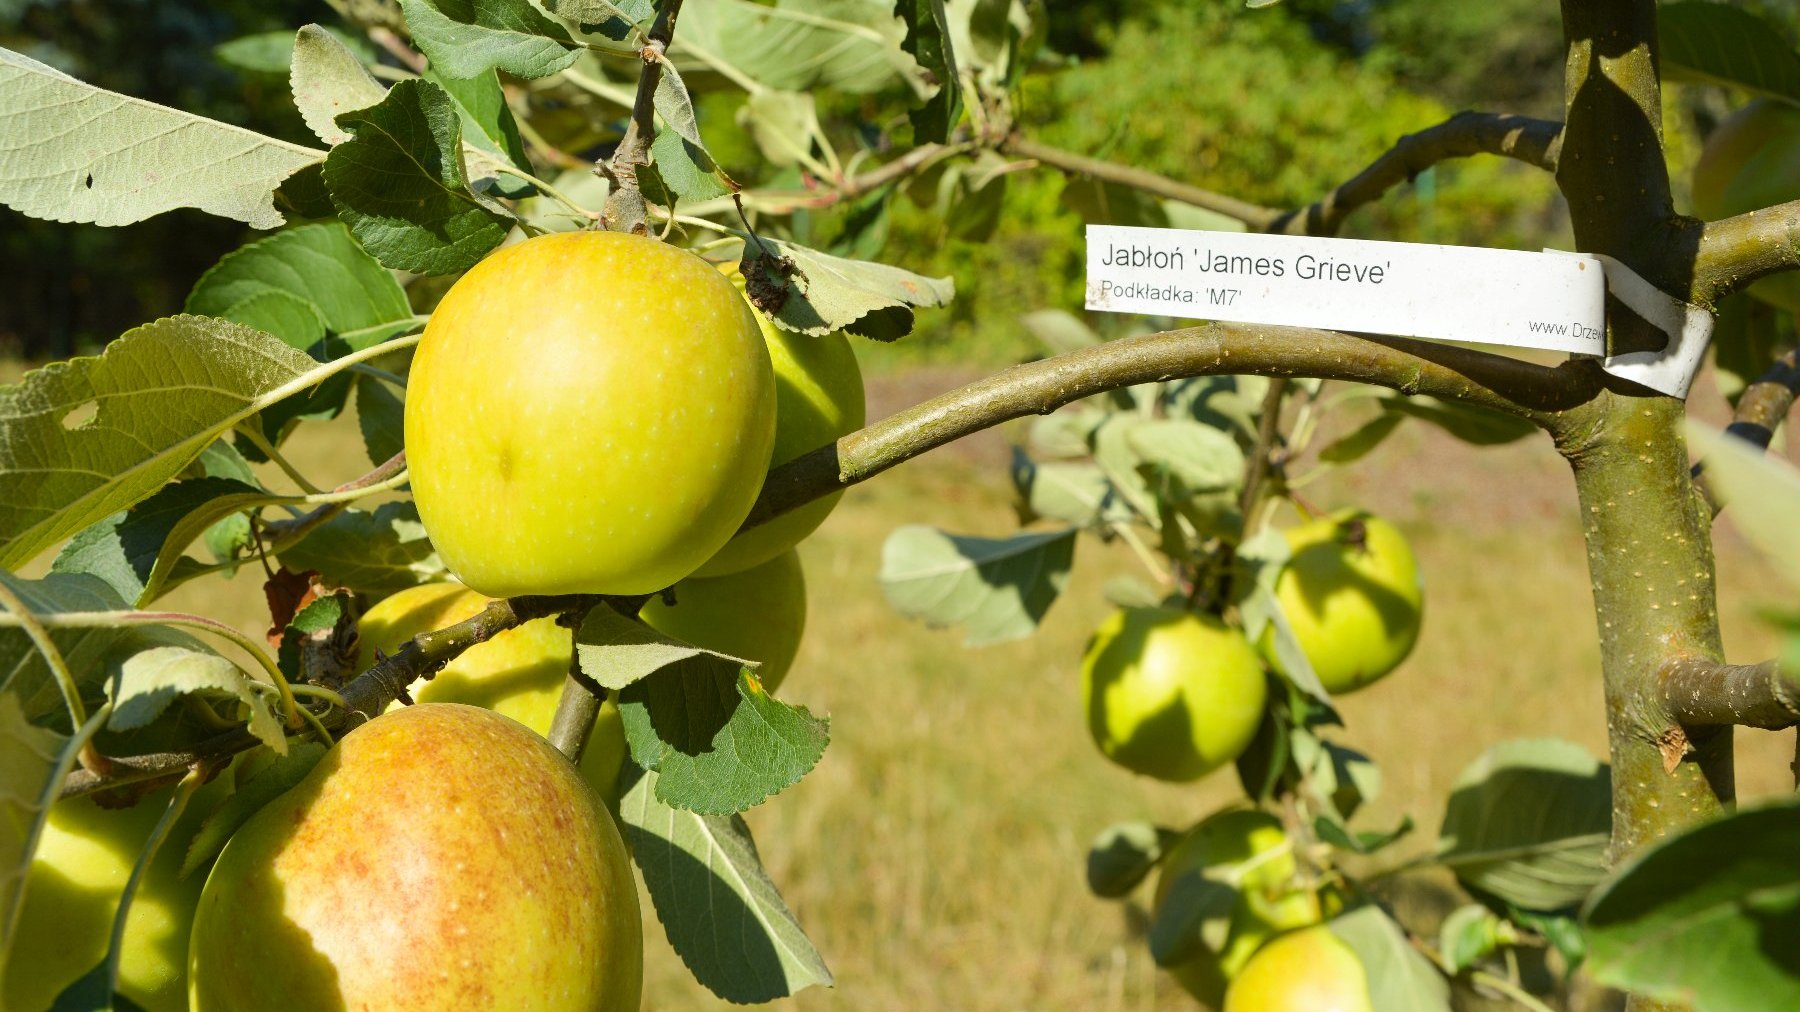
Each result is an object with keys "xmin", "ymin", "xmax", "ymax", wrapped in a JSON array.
[{"xmin": 0, "ymin": 46, "xmax": 321, "ymax": 229}]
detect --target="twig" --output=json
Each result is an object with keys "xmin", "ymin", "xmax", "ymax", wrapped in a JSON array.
[
  {"xmin": 1658, "ymin": 657, "xmax": 1800, "ymax": 730},
  {"xmin": 600, "ymin": 0, "xmax": 686, "ymax": 233},
  {"xmin": 1268, "ymin": 112, "xmax": 1562, "ymax": 236},
  {"xmin": 1692, "ymin": 347, "xmax": 1800, "ymax": 514},
  {"xmin": 1001, "ymin": 135, "xmax": 1280, "ymax": 229},
  {"xmin": 1695, "ymin": 198, "xmax": 1800, "ymax": 306}
]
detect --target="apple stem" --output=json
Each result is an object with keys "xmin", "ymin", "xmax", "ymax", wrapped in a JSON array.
[{"xmin": 549, "ymin": 607, "xmax": 607, "ymax": 763}]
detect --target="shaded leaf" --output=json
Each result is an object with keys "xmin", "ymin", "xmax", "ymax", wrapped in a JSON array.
[
  {"xmin": 741, "ymin": 236, "xmax": 953, "ymax": 340},
  {"xmin": 355, "ymin": 375, "xmax": 406, "ymax": 468},
  {"xmin": 290, "ymin": 24, "xmax": 388, "ymax": 146},
  {"xmin": 878, "ymin": 525, "xmax": 1074, "ymax": 646},
  {"xmin": 619, "ymin": 767, "xmax": 833, "ymax": 1002},
  {"xmin": 277, "ymin": 501, "xmax": 445, "ymax": 596},
  {"xmin": 181, "ymin": 742, "xmax": 327, "ymax": 879},
  {"xmin": 619, "ymin": 667, "xmax": 827, "ymax": 814},
  {"xmin": 1687, "ymin": 422, "xmax": 1800, "ymax": 587},
  {"xmin": 1318, "ymin": 410, "xmax": 1406, "ymax": 464},
  {"xmin": 1439, "ymin": 738, "xmax": 1611, "ymax": 911},
  {"xmin": 1583, "ymin": 798, "xmax": 1800, "ymax": 1011},
  {"xmin": 643, "ymin": 129, "xmax": 734, "ymax": 205},
  {"xmin": 1010, "ymin": 451, "xmax": 1125, "ymax": 528},
  {"xmin": 1660, "ymin": 1, "xmax": 1800, "ymax": 103},
  {"xmin": 1020, "ymin": 309, "xmax": 1100, "ymax": 355},
  {"xmin": 675, "ymin": 0, "xmax": 921, "ymax": 96},
  {"xmin": 0, "ymin": 46, "xmax": 320, "ymax": 230},
  {"xmin": 1087, "ymin": 821, "xmax": 1175, "ymax": 899},
  {"xmin": 324, "ymin": 79, "xmax": 512, "ymax": 276},
  {"xmin": 0, "ymin": 316, "xmax": 328, "ymax": 570},
  {"xmin": 896, "ymin": 0, "xmax": 962, "ymax": 142},
  {"xmin": 575, "ymin": 605, "xmax": 758, "ymax": 691},
  {"xmin": 185, "ymin": 223, "xmax": 417, "ymax": 352},
  {"xmin": 107, "ymin": 646, "xmax": 286, "ymax": 752},
  {"xmin": 1328, "ymin": 904, "xmax": 1452, "ymax": 1012},
  {"xmin": 1439, "ymin": 904, "xmax": 1507, "ymax": 973},
  {"xmin": 1383, "ymin": 394, "xmax": 1535, "ymax": 445},
  {"xmin": 1148, "ymin": 874, "xmax": 1238, "ymax": 967},
  {"xmin": 50, "ymin": 477, "xmax": 273, "ymax": 606}
]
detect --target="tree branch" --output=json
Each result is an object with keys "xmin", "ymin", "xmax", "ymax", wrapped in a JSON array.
[
  {"xmin": 59, "ymin": 593, "xmax": 613, "ymax": 798},
  {"xmin": 1659, "ymin": 657, "xmax": 1800, "ymax": 730},
  {"xmin": 744, "ymin": 322, "xmax": 1597, "ymax": 529},
  {"xmin": 1694, "ymin": 198, "xmax": 1800, "ymax": 305},
  {"xmin": 600, "ymin": 0, "xmax": 685, "ymax": 233},
  {"xmin": 1724, "ymin": 347, "xmax": 1800, "ymax": 452},
  {"xmin": 1001, "ymin": 135, "xmax": 1281, "ymax": 229},
  {"xmin": 1270, "ymin": 112, "xmax": 1562, "ymax": 236}
]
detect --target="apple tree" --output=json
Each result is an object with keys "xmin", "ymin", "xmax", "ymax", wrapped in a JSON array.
[{"xmin": 0, "ymin": 0, "xmax": 1797, "ymax": 1010}]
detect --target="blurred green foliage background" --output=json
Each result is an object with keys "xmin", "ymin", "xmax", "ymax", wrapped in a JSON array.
[{"xmin": 4, "ymin": 0, "xmax": 1789, "ymax": 365}]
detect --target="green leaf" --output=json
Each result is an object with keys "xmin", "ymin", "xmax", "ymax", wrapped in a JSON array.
[
  {"xmin": 277, "ymin": 502, "xmax": 445, "ymax": 596},
  {"xmin": 619, "ymin": 667, "xmax": 828, "ymax": 814},
  {"xmin": 1659, "ymin": 1, "xmax": 1800, "ymax": 103},
  {"xmin": 1710, "ymin": 296, "xmax": 1794, "ymax": 404},
  {"xmin": 741, "ymin": 236, "xmax": 954, "ymax": 340},
  {"xmin": 878, "ymin": 525, "xmax": 1075, "ymax": 646},
  {"xmin": 1009, "ymin": 451, "xmax": 1126, "ymax": 528},
  {"xmin": 1327, "ymin": 905, "xmax": 1452, "ymax": 1012},
  {"xmin": 896, "ymin": 0, "xmax": 962, "ymax": 142},
  {"xmin": 1687, "ymin": 422, "xmax": 1800, "ymax": 587},
  {"xmin": 1509, "ymin": 905, "xmax": 1586, "ymax": 974},
  {"xmin": 1583, "ymin": 798, "xmax": 1800, "ymax": 1010},
  {"xmin": 181, "ymin": 742, "xmax": 327, "ymax": 879},
  {"xmin": 185, "ymin": 223, "xmax": 417, "ymax": 352},
  {"xmin": 642, "ymin": 130, "xmax": 734, "ymax": 205},
  {"xmin": 1126, "ymin": 417, "xmax": 1245, "ymax": 493},
  {"xmin": 0, "ymin": 316, "xmax": 332, "ymax": 570},
  {"xmin": 1383, "ymin": 394, "xmax": 1535, "ymax": 445},
  {"xmin": 1438, "ymin": 738, "xmax": 1612, "ymax": 911},
  {"xmin": 0, "ymin": 46, "xmax": 321, "ymax": 230},
  {"xmin": 355, "ymin": 375, "xmax": 406, "ymax": 468},
  {"xmin": 428, "ymin": 68, "xmax": 532, "ymax": 189},
  {"xmin": 1086, "ymin": 821, "xmax": 1174, "ymax": 899},
  {"xmin": 1314, "ymin": 814, "xmax": 1413, "ymax": 856},
  {"xmin": 324, "ymin": 79, "xmax": 513, "ymax": 276},
  {"xmin": 1439, "ymin": 903, "xmax": 1507, "ymax": 973},
  {"xmin": 1235, "ymin": 530, "xmax": 1331, "ymax": 703},
  {"xmin": 290, "ymin": 24, "xmax": 389, "ymax": 146},
  {"xmin": 108, "ymin": 646, "xmax": 285, "ymax": 752},
  {"xmin": 1317, "ymin": 410, "xmax": 1406, "ymax": 464},
  {"xmin": 399, "ymin": 0, "xmax": 581, "ymax": 80},
  {"xmin": 0, "ymin": 573, "xmax": 136, "ymax": 724},
  {"xmin": 618, "ymin": 767, "xmax": 833, "ymax": 1003},
  {"xmin": 1026, "ymin": 407, "xmax": 1105, "ymax": 460},
  {"xmin": 217, "ymin": 27, "xmax": 375, "ymax": 77},
  {"xmin": 1, "ymin": 697, "xmax": 104, "ymax": 971},
  {"xmin": 547, "ymin": 0, "xmax": 652, "ymax": 38},
  {"xmin": 1020, "ymin": 309, "xmax": 1101, "ymax": 356},
  {"xmin": 676, "ymin": 0, "xmax": 922, "ymax": 96},
  {"xmin": 50, "ymin": 477, "xmax": 273, "ymax": 606},
  {"xmin": 575, "ymin": 605, "xmax": 759, "ymax": 691}
]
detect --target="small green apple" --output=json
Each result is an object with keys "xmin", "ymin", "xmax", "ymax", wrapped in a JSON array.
[
  {"xmin": 1262, "ymin": 511, "xmax": 1422, "ymax": 695},
  {"xmin": 695, "ymin": 266, "xmax": 865, "ymax": 577},
  {"xmin": 641, "ymin": 547, "xmax": 807, "ymax": 693},
  {"xmin": 1154, "ymin": 809, "xmax": 1321, "ymax": 1006},
  {"xmin": 189, "ymin": 703, "xmax": 642, "ymax": 1011},
  {"xmin": 358, "ymin": 582, "xmax": 627, "ymax": 798},
  {"xmin": 1223, "ymin": 925, "xmax": 1372, "ymax": 1012},
  {"xmin": 1082, "ymin": 607, "xmax": 1267, "ymax": 781},
  {"xmin": 406, "ymin": 230, "xmax": 776, "ymax": 597},
  {"xmin": 1692, "ymin": 99, "xmax": 1800, "ymax": 311},
  {"xmin": 2, "ymin": 772, "xmax": 233, "ymax": 1012}
]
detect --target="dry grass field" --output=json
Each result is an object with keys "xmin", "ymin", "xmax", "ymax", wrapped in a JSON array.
[{"xmin": 31, "ymin": 355, "xmax": 1793, "ymax": 1011}]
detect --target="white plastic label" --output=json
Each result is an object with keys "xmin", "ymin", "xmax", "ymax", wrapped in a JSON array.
[{"xmin": 1085, "ymin": 225, "xmax": 1608, "ymax": 357}]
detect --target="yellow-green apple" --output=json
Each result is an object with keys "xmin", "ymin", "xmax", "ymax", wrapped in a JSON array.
[
  {"xmin": 189, "ymin": 704, "xmax": 641, "ymax": 1011},
  {"xmin": 1223, "ymin": 925, "xmax": 1372, "ymax": 1012},
  {"xmin": 2, "ymin": 772, "xmax": 233, "ymax": 1012},
  {"xmin": 405, "ymin": 230, "xmax": 776, "ymax": 597},
  {"xmin": 1081, "ymin": 607, "xmax": 1267, "ymax": 781},
  {"xmin": 1261, "ymin": 511, "xmax": 1422, "ymax": 694},
  {"xmin": 694, "ymin": 266, "xmax": 865, "ymax": 576},
  {"xmin": 640, "ymin": 548, "xmax": 807, "ymax": 693},
  {"xmin": 1692, "ymin": 99, "xmax": 1800, "ymax": 311},
  {"xmin": 358, "ymin": 582, "xmax": 626, "ymax": 797},
  {"xmin": 1153, "ymin": 809, "xmax": 1321, "ymax": 1007}
]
